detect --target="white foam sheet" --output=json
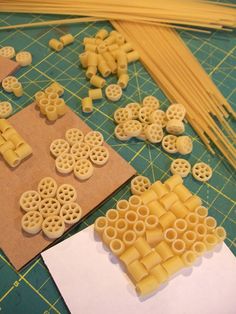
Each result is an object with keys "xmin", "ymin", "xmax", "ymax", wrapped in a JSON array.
[{"xmin": 42, "ymin": 226, "xmax": 236, "ymax": 314}]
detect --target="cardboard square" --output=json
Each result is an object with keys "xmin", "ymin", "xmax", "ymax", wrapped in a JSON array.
[
  {"xmin": 0, "ymin": 56, "xmax": 20, "ymax": 83},
  {"xmin": 0, "ymin": 104, "xmax": 136, "ymax": 270},
  {"xmin": 42, "ymin": 226, "xmax": 236, "ymax": 314}
]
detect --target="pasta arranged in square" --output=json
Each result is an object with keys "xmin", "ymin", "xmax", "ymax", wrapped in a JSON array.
[{"xmin": 94, "ymin": 174, "xmax": 226, "ymax": 297}]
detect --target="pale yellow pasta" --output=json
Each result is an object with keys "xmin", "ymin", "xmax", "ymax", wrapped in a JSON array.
[
  {"xmin": 74, "ymin": 158, "xmax": 94, "ymax": 181},
  {"xmin": 203, "ymin": 216, "xmax": 217, "ymax": 232},
  {"xmin": 146, "ymin": 227, "xmax": 163, "ymax": 247},
  {"xmin": 106, "ymin": 209, "xmax": 119, "ymax": 226},
  {"xmin": 49, "ymin": 38, "xmax": 64, "ymax": 52},
  {"xmin": 191, "ymin": 241, "xmax": 206, "ymax": 256},
  {"xmin": 166, "ymin": 119, "xmax": 185, "ymax": 135},
  {"xmin": 0, "ymin": 101, "xmax": 12, "ymax": 118},
  {"xmin": 159, "ymin": 211, "xmax": 176, "ymax": 229},
  {"xmin": 171, "ymin": 239, "xmax": 186, "ymax": 255},
  {"xmin": 0, "ymin": 140, "xmax": 14, "ymax": 154},
  {"xmin": 128, "ymin": 195, "xmax": 142, "ymax": 210},
  {"xmin": 141, "ymin": 190, "xmax": 157, "ymax": 205},
  {"xmin": 109, "ymin": 239, "xmax": 125, "ymax": 256},
  {"xmin": 131, "ymin": 175, "xmax": 151, "ymax": 196},
  {"xmin": 163, "ymin": 228, "xmax": 178, "ymax": 243},
  {"xmin": 159, "ymin": 192, "xmax": 179, "ymax": 210},
  {"xmin": 164, "ymin": 174, "xmax": 183, "ymax": 191},
  {"xmin": 117, "ymin": 73, "xmax": 129, "ymax": 89},
  {"xmin": 49, "ymin": 82, "xmax": 64, "ymax": 96},
  {"xmin": 150, "ymin": 264, "xmax": 168, "ymax": 284},
  {"xmin": 120, "ymin": 246, "xmax": 141, "ymax": 266},
  {"xmin": 133, "ymin": 220, "xmax": 146, "ymax": 237},
  {"xmin": 176, "ymin": 135, "xmax": 193, "ymax": 155},
  {"xmin": 97, "ymin": 56, "xmax": 111, "ymax": 77},
  {"xmin": 170, "ymin": 200, "xmax": 189, "ymax": 218},
  {"xmin": 151, "ymin": 181, "xmax": 169, "ymax": 198},
  {"xmin": 182, "ymin": 230, "xmax": 197, "ymax": 249},
  {"xmin": 60, "ymin": 202, "xmax": 82, "ymax": 225},
  {"xmin": 0, "ymin": 119, "xmax": 11, "ymax": 133},
  {"xmin": 192, "ymin": 162, "xmax": 212, "ymax": 182},
  {"xmin": 136, "ymin": 205, "xmax": 150, "ymax": 221},
  {"xmin": 102, "ymin": 51, "xmax": 117, "ymax": 73},
  {"xmin": 45, "ymin": 105, "xmax": 58, "ymax": 121},
  {"xmin": 173, "ymin": 184, "xmax": 192, "ymax": 202},
  {"xmin": 0, "ymin": 135, "xmax": 5, "ymax": 146},
  {"xmin": 122, "ymin": 230, "xmax": 137, "ymax": 247},
  {"xmin": 15, "ymin": 143, "xmax": 32, "ymax": 160},
  {"xmin": 162, "ymin": 134, "xmax": 178, "ymax": 154},
  {"xmin": 1, "ymin": 127, "xmax": 17, "ymax": 141},
  {"xmin": 90, "ymin": 74, "xmax": 106, "ymax": 88},
  {"xmin": 120, "ymin": 42, "xmax": 133, "ymax": 53},
  {"xmin": 136, "ymin": 275, "xmax": 159, "ymax": 296},
  {"xmin": 59, "ymin": 33, "xmax": 74, "ymax": 46},
  {"xmin": 79, "ymin": 52, "xmax": 88, "ymax": 68},
  {"xmin": 39, "ymin": 197, "xmax": 61, "ymax": 218},
  {"xmin": 203, "ymin": 234, "xmax": 218, "ymax": 250},
  {"xmin": 170, "ymin": 158, "xmax": 191, "ymax": 178},
  {"xmin": 185, "ymin": 212, "xmax": 199, "ymax": 229},
  {"xmin": 34, "ymin": 91, "xmax": 46, "ymax": 103},
  {"xmin": 47, "ymin": 92, "xmax": 59, "ymax": 104},
  {"xmin": 55, "ymin": 153, "xmax": 75, "ymax": 174},
  {"xmin": 144, "ymin": 215, "xmax": 159, "ymax": 230},
  {"xmin": 162, "ymin": 255, "xmax": 184, "ymax": 276},
  {"xmin": 181, "ymin": 250, "xmax": 197, "ymax": 267},
  {"xmin": 115, "ymin": 218, "xmax": 128, "ymax": 238},
  {"xmin": 184, "ymin": 195, "xmax": 202, "ymax": 211},
  {"xmin": 214, "ymin": 226, "xmax": 227, "ymax": 242},
  {"xmin": 56, "ymin": 183, "xmax": 77, "ymax": 205},
  {"xmin": 195, "ymin": 206, "xmax": 208, "ymax": 222},
  {"xmin": 127, "ymin": 260, "xmax": 148, "ymax": 283},
  {"xmin": 84, "ymin": 44, "xmax": 97, "ymax": 52},
  {"xmin": 3, "ymin": 149, "xmax": 21, "ymax": 167},
  {"xmin": 133, "ymin": 237, "xmax": 152, "ymax": 257},
  {"xmin": 127, "ymin": 50, "xmax": 140, "ymax": 63},
  {"xmin": 116, "ymin": 199, "xmax": 130, "ymax": 217},
  {"xmin": 70, "ymin": 142, "xmax": 90, "ymax": 161},
  {"xmin": 89, "ymin": 145, "xmax": 109, "ymax": 166},
  {"xmin": 55, "ymin": 99, "xmax": 67, "ymax": 116},
  {"xmin": 38, "ymin": 177, "xmax": 57, "ymax": 199},
  {"xmin": 82, "ymin": 97, "xmax": 93, "ymax": 113},
  {"xmin": 87, "ymin": 52, "xmax": 98, "ymax": 67},
  {"xmin": 88, "ymin": 88, "xmax": 103, "ymax": 100},
  {"xmin": 21, "ymin": 210, "xmax": 43, "ymax": 235},
  {"xmin": 15, "ymin": 51, "xmax": 32, "ymax": 67},
  {"xmin": 140, "ymin": 251, "xmax": 162, "ymax": 271},
  {"xmin": 9, "ymin": 133, "xmax": 24, "ymax": 148},
  {"xmin": 173, "ymin": 218, "xmax": 188, "ymax": 234},
  {"xmin": 12, "ymin": 82, "xmax": 23, "ymax": 97},
  {"xmin": 42, "ymin": 215, "xmax": 65, "ymax": 240},
  {"xmin": 83, "ymin": 37, "xmax": 97, "ymax": 45},
  {"xmin": 124, "ymin": 210, "xmax": 138, "ymax": 228},
  {"xmin": 166, "ymin": 104, "xmax": 186, "ymax": 121},
  {"xmin": 94, "ymin": 216, "xmax": 108, "ymax": 235},
  {"xmin": 155, "ymin": 241, "xmax": 174, "ymax": 261},
  {"xmin": 86, "ymin": 66, "xmax": 97, "ymax": 78},
  {"xmin": 97, "ymin": 43, "xmax": 108, "ymax": 54},
  {"xmin": 147, "ymin": 200, "xmax": 167, "ymax": 218},
  {"xmin": 19, "ymin": 190, "xmax": 41, "ymax": 212},
  {"xmin": 105, "ymin": 84, "xmax": 122, "ymax": 102},
  {"xmin": 194, "ymin": 223, "xmax": 207, "ymax": 240},
  {"xmin": 95, "ymin": 29, "xmax": 109, "ymax": 40},
  {"xmin": 116, "ymin": 50, "xmax": 127, "ymax": 70},
  {"xmin": 103, "ymin": 35, "xmax": 116, "ymax": 46},
  {"xmin": 102, "ymin": 226, "xmax": 117, "ymax": 246}
]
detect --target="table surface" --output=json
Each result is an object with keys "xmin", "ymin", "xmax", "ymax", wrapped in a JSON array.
[{"xmin": 0, "ymin": 12, "xmax": 235, "ymax": 314}]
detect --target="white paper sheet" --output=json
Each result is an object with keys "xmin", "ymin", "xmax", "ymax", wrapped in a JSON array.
[{"xmin": 42, "ymin": 226, "xmax": 236, "ymax": 314}]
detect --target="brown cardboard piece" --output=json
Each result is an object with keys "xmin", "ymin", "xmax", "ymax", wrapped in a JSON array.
[
  {"xmin": 0, "ymin": 56, "xmax": 20, "ymax": 83},
  {"xmin": 0, "ymin": 104, "xmax": 136, "ymax": 270}
]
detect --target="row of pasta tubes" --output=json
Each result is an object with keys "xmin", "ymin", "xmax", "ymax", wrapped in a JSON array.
[
  {"xmin": 0, "ymin": 118, "xmax": 32, "ymax": 167},
  {"xmin": 94, "ymin": 174, "xmax": 226, "ymax": 296}
]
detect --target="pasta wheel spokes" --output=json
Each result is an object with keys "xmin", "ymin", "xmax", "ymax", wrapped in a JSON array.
[
  {"xmin": 149, "ymin": 110, "xmax": 167, "ymax": 127},
  {"xmin": 125, "ymin": 102, "xmax": 141, "ymax": 119},
  {"xmin": 138, "ymin": 106, "xmax": 154, "ymax": 124},
  {"xmin": 65, "ymin": 128, "xmax": 84, "ymax": 146},
  {"xmin": 162, "ymin": 135, "xmax": 178, "ymax": 154},
  {"xmin": 21, "ymin": 211, "xmax": 43, "ymax": 235},
  {"xmin": 114, "ymin": 123, "xmax": 131, "ymax": 141},
  {"xmin": 50, "ymin": 138, "xmax": 70, "ymax": 158},
  {"xmin": 166, "ymin": 103, "xmax": 186, "ymax": 121},
  {"xmin": 89, "ymin": 145, "xmax": 109, "ymax": 166},
  {"xmin": 131, "ymin": 175, "xmax": 151, "ymax": 195},
  {"xmin": 55, "ymin": 152, "xmax": 75, "ymax": 174},
  {"xmin": 42, "ymin": 215, "xmax": 65, "ymax": 239},
  {"xmin": 38, "ymin": 177, "xmax": 58, "ymax": 199},
  {"xmin": 39, "ymin": 197, "xmax": 61, "ymax": 218},
  {"xmin": 114, "ymin": 107, "xmax": 132, "ymax": 124},
  {"xmin": 123, "ymin": 119, "xmax": 142, "ymax": 137},
  {"xmin": 19, "ymin": 190, "xmax": 41, "ymax": 212},
  {"xmin": 70, "ymin": 142, "xmax": 91, "ymax": 160},
  {"xmin": 0, "ymin": 46, "xmax": 15, "ymax": 59},
  {"xmin": 74, "ymin": 158, "xmax": 94, "ymax": 180},
  {"xmin": 56, "ymin": 184, "xmax": 77, "ymax": 204},
  {"xmin": 192, "ymin": 162, "xmax": 212, "ymax": 182},
  {"xmin": 0, "ymin": 101, "xmax": 12, "ymax": 118},
  {"xmin": 60, "ymin": 202, "xmax": 82, "ymax": 225},
  {"xmin": 142, "ymin": 95, "xmax": 160, "ymax": 110},
  {"xmin": 105, "ymin": 84, "xmax": 122, "ymax": 101},
  {"xmin": 84, "ymin": 131, "xmax": 104, "ymax": 147},
  {"xmin": 145, "ymin": 123, "xmax": 163, "ymax": 143},
  {"xmin": 170, "ymin": 159, "xmax": 191, "ymax": 177}
]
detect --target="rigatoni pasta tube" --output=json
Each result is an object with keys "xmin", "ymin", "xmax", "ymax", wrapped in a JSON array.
[
  {"xmin": 84, "ymin": 44, "xmax": 97, "ymax": 52},
  {"xmin": 87, "ymin": 52, "xmax": 98, "ymax": 67},
  {"xmin": 184, "ymin": 195, "xmax": 202, "ymax": 211},
  {"xmin": 173, "ymin": 184, "xmax": 192, "ymax": 202},
  {"xmin": 191, "ymin": 241, "xmax": 206, "ymax": 256},
  {"xmin": 159, "ymin": 211, "xmax": 176, "ymax": 229},
  {"xmin": 102, "ymin": 226, "xmax": 117, "ymax": 246},
  {"xmin": 203, "ymin": 234, "xmax": 218, "ymax": 251},
  {"xmin": 0, "ymin": 140, "xmax": 14, "ymax": 154},
  {"xmin": 140, "ymin": 251, "xmax": 162, "ymax": 271},
  {"xmin": 94, "ymin": 216, "xmax": 108, "ymax": 235},
  {"xmin": 0, "ymin": 119, "xmax": 11, "ymax": 133},
  {"xmin": 2, "ymin": 149, "xmax": 20, "ymax": 167},
  {"xmin": 90, "ymin": 75, "xmax": 106, "ymax": 88},
  {"xmin": 144, "ymin": 215, "xmax": 159, "ymax": 230},
  {"xmin": 146, "ymin": 227, "xmax": 163, "ymax": 247},
  {"xmin": 82, "ymin": 97, "xmax": 93, "ymax": 113},
  {"xmin": 115, "ymin": 218, "xmax": 128, "ymax": 237},
  {"xmin": 203, "ymin": 216, "xmax": 217, "ymax": 232},
  {"xmin": 88, "ymin": 88, "xmax": 102, "ymax": 100},
  {"xmin": 136, "ymin": 205, "xmax": 149, "ymax": 221},
  {"xmin": 162, "ymin": 255, "xmax": 184, "ymax": 276},
  {"xmin": 128, "ymin": 195, "xmax": 142, "ymax": 211},
  {"xmin": 97, "ymin": 54, "xmax": 111, "ymax": 77},
  {"xmin": 195, "ymin": 206, "xmax": 208, "ymax": 222},
  {"xmin": 95, "ymin": 28, "xmax": 108, "ymax": 40},
  {"xmin": 182, "ymin": 230, "xmax": 197, "ymax": 249},
  {"xmin": 109, "ymin": 239, "xmax": 125, "ymax": 256},
  {"xmin": 79, "ymin": 52, "xmax": 88, "ymax": 68},
  {"xmin": 155, "ymin": 241, "xmax": 173, "ymax": 261},
  {"xmin": 134, "ymin": 237, "xmax": 152, "ymax": 257},
  {"xmin": 151, "ymin": 181, "xmax": 168, "ymax": 198},
  {"xmin": 159, "ymin": 192, "xmax": 179, "ymax": 210},
  {"xmin": 118, "ymin": 73, "xmax": 129, "ymax": 89},
  {"xmin": 150, "ymin": 264, "xmax": 168, "ymax": 284},
  {"xmin": 59, "ymin": 33, "xmax": 74, "ymax": 46},
  {"xmin": 49, "ymin": 38, "xmax": 63, "ymax": 52},
  {"xmin": 55, "ymin": 99, "xmax": 67, "ymax": 116},
  {"xmin": 127, "ymin": 260, "xmax": 148, "ymax": 283},
  {"xmin": 185, "ymin": 212, "xmax": 199, "ymax": 229},
  {"xmin": 133, "ymin": 220, "xmax": 146, "ymax": 237},
  {"xmin": 194, "ymin": 223, "xmax": 207, "ymax": 240},
  {"xmin": 45, "ymin": 105, "xmax": 58, "ymax": 121},
  {"xmin": 0, "ymin": 135, "xmax": 5, "ymax": 146},
  {"xmin": 2, "ymin": 128, "xmax": 17, "ymax": 141},
  {"xmin": 125, "ymin": 210, "xmax": 138, "ymax": 228},
  {"xmin": 116, "ymin": 199, "xmax": 130, "ymax": 217},
  {"xmin": 181, "ymin": 250, "xmax": 197, "ymax": 267},
  {"xmin": 86, "ymin": 66, "xmax": 97, "ymax": 79},
  {"xmin": 147, "ymin": 200, "xmax": 166, "ymax": 218},
  {"xmin": 164, "ymin": 174, "xmax": 183, "ymax": 191},
  {"xmin": 173, "ymin": 218, "xmax": 188, "ymax": 234},
  {"xmin": 136, "ymin": 275, "xmax": 159, "ymax": 296},
  {"xmin": 102, "ymin": 51, "xmax": 117, "ymax": 73},
  {"xmin": 122, "ymin": 230, "xmax": 137, "ymax": 247},
  {"xmin": 163, "ymin": 228, "xmax": 178, "ymax": 244},
  {"xmin": 171, "ymin": 239, "xmax": 186, "ymax": 255},
  {"xmin": 105, "ymin": 209, "xmax": 119, "ymax": 226},
  {"xmin": 170, "ymin": 200, "xmax": 189, "ymax": 218},
  {"xmin": 214, "ymin": 226, "xmax": 227, "ymax": 242},
  {"xmin": 49, "ymin": 82, "xmax": 64, "ymax": 96},
  {"xmin": 127, "ymin": 50, "xmax": 140, "ymax": 63},
  {"xmin": 15, "ymin": 143, "xmax": 32, "ymax": 160},
  {"xmin": 120, "ymin": 246, "xmax": 141, "ymax": 266},
  {"xmin": 140, "ymin": 189, "xmax": 157, "ymax": 205},
  {"xmin": 12, "ymin": 82, "xmax": 23, "ymax": 97}
]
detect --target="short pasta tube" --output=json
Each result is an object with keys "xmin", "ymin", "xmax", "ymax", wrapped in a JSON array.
[
  {"xmin": 163, "ymin": 228, "xmax": 178, "ymax": 243},
  {"xmin": 140, "ymin": 189, "xmax": 157, "ymax": 205},
  {"xmin": 203, "ymin": 234, "xmax": 218, "ymax": 251},
  {"xmin": 127, "ymin": 260, "xmax": 148, "ymax": 283},
  {"xmin": 125, "ymin": 210, "xmax": 138, "ymax": 228},
  {"xmin": 214, "ymin": 226, "xmax": 227, "ymax": 242},
  {"xmin": 116, "ymin": 199, "xmax": 130, "ymax": 217},
  {"xmin": 162, "ymin": 255, "xmax": 184, "ymax": 276},
  {"xmin": 2, "ymin": 149, "xmax": 20, "ymax": 167},
  {"xmin": 109, "ymin": 239, "xmax": 125, "ymax": 256},
  {"xmin": 102, "ymin": 226, "xmax": 117, "ymax": 246},
  {"xmin": 146, "ymin": 227, "xmax": 163, "ymax": 247},
  {"xmin": 133, "ymin": 237, "xmax": 152, "ymax": 257},
  {"xmin": 15, "ymin": 143, "xmax": 32, "ymax": 160},
  {"xmin": 136, "ymin": 205, "xmax": 150, "ymax": 220},
  {"xmin": 147, "ymin": 200, "xmax": 167, "ymax": 218},
  {"xmin": 155, "ymin": 241, "xmax": 173, "ymax": 261},
  {"xmin": 150, "ymin": 264, "xmax": 168, "ymax": 284},
  {"xmin": 171, "ymin": 239, "xmax": 186, "ymax": 255},
  {"xmin": 151, "ymin": 181, "xmax": 169, "ymax": 198},
  {"xmin": 173, "ymin": 218, "xmax": 188, "ymax": 234},
  {"xmin": 122, "ymin": 230, "xmax": 137, "ymax": 247},
  {"xmin": 159, "ymin": 211, "xmax": 176, "ymax": 229},
  {"xmin": 140, "ymin": 251, "xmax": 162, "ymax": 271},
  {"xmin": 164, "ymin": 174, "xmax": 183, "ymax": 191},
  {"xmin": 120, "ymin": 246, "xmax": 141, "ymax": 266},
  {"xmin": 105, "ymin": 209, "xmax": 119, "ymax": 226},
  {"xmin": 173, "ymin": 184, "xmax": 192, "ymax": 202},
  {"xmin": 144, "ymin": 215, "xmax": 159, "ymax": 230},
  {"xmin": 181, "ymin": 250, "xmax": 197, "ymax": 267},
  {"xmin": 82, "ymin": 97, "xmax": 93, "ymax": 113},
  {"xmin": 133, "ymin": 220, "xmax": 146, "ymax": 237},
  {"xmin": 128, "ymin": 195, "xmax": 142, "ymax": 211},
  {"xmin": 136, "ymin": 275, "xmax": 159, "ymax": 296},
  {"xmin": 115, "ymin": 218, "xmax": 128, "ymax": 238},
  {"xmin": 94, "ymin": 216, "xmax": 108, "ymax": 235},
  {"xmin": 191, "ymin": 241, "xmax": 206, "ymax": 256},
  {"xmin": 159, "ymin": 192, "xmax": 179, "ymax": 210},
  {"xmin": 170, "ymin": 200, "xmax": 189, "ymax": 218},
  {"xmin": 184, "ymin": 195, "xmax": 202, "ymax": 211}
]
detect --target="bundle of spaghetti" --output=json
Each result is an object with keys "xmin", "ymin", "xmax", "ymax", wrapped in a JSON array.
[
  {"xmin": 112, "ymin": 21, "xmax": 236, "ymax": 168},
  {"xmin": 0, "ymin": 0, "xmax": 236, "ymax": 31}
]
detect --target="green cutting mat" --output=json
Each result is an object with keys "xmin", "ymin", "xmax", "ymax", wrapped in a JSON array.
[{"xmin": 0, "ymin": 11, "xmax": 235, "ymax": 314}]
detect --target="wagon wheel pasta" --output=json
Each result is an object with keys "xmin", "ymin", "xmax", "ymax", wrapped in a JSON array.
[
  {"xmin": 15, "ymin": 51, "xmax": 32, "ymax": 66},
  {"xmin": 89, "ymin": 145, "xmax": 109, "ymax": 166},
  {"xmin": 166, "ymin": 119, "xmax": 185, "ymax": 135},
  {"xmin": 0, "ymin": 101, "xmax": 12, "ymax": 118},
  {"xmin": 123, "ymin": 119, "xmax": 142, "ymax": 137},
  {"xmin": 142, "ymin": 96, "xmax": 160, "ymax": 110},
  {"xmin": 166, "ymin": 104, "xmax": 186, "ymax": 121},
  {"xmin": 55, "ymin": 152, "xmax": 75, "ymax": 174},
  {"xmin": 2, "ymin": 76, "xmax": 18, "ymax": 93},
  {"xmin": 38, "ymin": 177, "xmax": 58, "ymax": 199},
  {"xmin": 56, "ymin": 184, "xmax": 77, "ymax": 204},
  {"xmin": 74, "ymin": 158, "xmax": 94, "ymax": 180},
  {"xmin": 125, "ymin": 102, "xmax": 141, "ymax": 119},
  {"xmin": 145, "ymin": 123, "xmax": 163, "ymax": 143},
  {"xmin": 42, "ymin": 215, "xmax": 65, "ymax": 239},
  {"xmin": 149, "ymin": 110, "xmax": 167, "ymax": 127},
  {"xmin": 192, "ymin": 162, "xmax": 212, "ymax": 182},
  {"xmin": 65, "ymin": 128, "xmax": 84, "ymax": 146},
  {"xmin": 0, "ymin": 46, "xmax": 15, "ymax": 59},
  {"xmin": 170, "ymin": 158, "xmax": 191, "ymax": 177},
  {"xmin": 138, "ymin": 106, "xmax": 153, "ymax": 124},
  {"xmin": 21, "ymin": 210, "xmax": 43, "ymax": 235},
  {"xmin": 105, "ymin": 84, "xmax": 122, "ymax": 101},
  {"xmin": 176, "ymin": 136, "xmax": 193, "ymax": 155},
  {"xmin": 70, "ymin": 141, "xmax": 90, "ymax": 160},
  {"xmin": 114, "ymin": 107, "xmax": 132, "ymax": 124},
  {"xmin": 39, "ymin": 197, "xmax": 61, "ymax": 218},
  {"xmin": 19, "ymin": 190, "xmax": 41, "ymax": 212},
  {"xmin": 84, "ymin": 131, "xmax": 104, "ymax": 147},
  {"xmin": 162, "ymin": 135, "xmax": 178, "ymax": 154},
  {"xmin": 131, "ymin": 176, "xmax": 151, "ymax": 195},
  {"xmin": 60, "ymin": 202, "xmax": 82, "ymax": 225},
  {"xmin": 50, "ymin": 138, "xmax": 70, "ymax": 158},
  {"xmin": 114, "ymin": 123, "xmax": 131, "ymax": 141}
]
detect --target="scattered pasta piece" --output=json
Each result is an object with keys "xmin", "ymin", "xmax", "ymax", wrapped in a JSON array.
[
  {"xmin": 39, "ymin": 198, "xmax": 61, "ymax": 218},
  {"xmin": 50, "ymin": 138, "xmax": 70, "ymax": 158},
  {"xmin": 143, "ymin": 96, "xmax": 160, "ymax": 110},
  {"xmin": 149, "ymin": 110, "xmax": 167, "ymax": 127},
  {"xmin": 0, "ymin": 101, "xmax": 12, "ymax": 118},
  {"xmin": 114, "ymin": 123, "xmax": 131, "ymax": 141},
  {"xmin": 138, "ymin": 106, "xmax": 154, "ymax": 124},
  {"xmin": 192, "ymin": 162, "xmax": 212, "ymax": 182},
  {"xmin": 15, "ymin": 51, "xmax": 32, "ymax": 67},
  {"xmin": 2, "ymin": 76, "xmax": 18, "ymax": 93},
  {"xmin": 84, "ymin": 131, "xmax": 104, "ymax": 147},
  {"xmin": 74, "ymin": 158, "xmax": 94, "ymax": 180},
  {"xmin": 56, "ymin": 184, "xmax": 77, "ymax": 205},
  {"xmin": 105, "ymin": 84, "xmax": 122, "ymax": 101},
  {"xmin": 125, "ymin": 102, "xmax": 141, "ymax": 119},
  {"xmin": 89, "ymin": 145, "xmax": 109, "ymax": 166},
  {"xmin": 21, "ymin": 210, "xmax": 43, "ymax": 235},
  {"xmin": 114, "ymin": 107, "xmax": 132, "ymax": 124},
  {"xmin": 59, "ymin": 33, "xmax": 74, "ymax": 46},
  {"xmin": 42, "ymin": 215, "xmax": 65, "ymax": 239},
  {"xmin": 162, "ymin": 135, "xmax": 178, "ymax": 154},
  {"xmin": 38, "ymin": 177, "xmax": 58, "ymax": 199},
  {"xmin": 12, "ymin": 81, "xmax": 23, "ymax": 97},
  {"xmin": 49, "ymin": 38, "xmax": 64, "ymax": 52},
  {"xmin": 166, "ymin": 104, "xmax": 186, "ymax": 121},
  {"xmin": 70, "ymin": 142, "xmax": 90, "ymax": 161},
  {"xmin": 123, "ymin": 120, "xmax": 142, "ymax": 137},
  {"xmin": 131, "ymin": 175, "xmax": 151, "ymax": 195},
  {"xmin": 65, "ymin": 128, "xmax": 84, "ymax": 146},
  {"xmin": 0, "ymin": 46, "xmax": 15, "ymax": 59},
  {"xmin": 145, "ymin": 123, "xmax": 163, "ymax": 143},
  {"xmin": 19, "ymin": 190, "xmax": 41, "ymax": 212},
  {"xmin": 170, "ymin": 159, "xmax": 191, "ymax": 177},
  {"xmin": 55, "ymin": 152, "xmax": 75, "ymax": 174},
  {"xmin": 60, "ymin": 202, "xmax": 82, "ymax": 225},
  {"xmin": 176, "ymin": 136, "xmax": 193, "ymax": 155},
  {"xmin": 166, "ymin": 119, "xmax": 185, "ymax": 135}
]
